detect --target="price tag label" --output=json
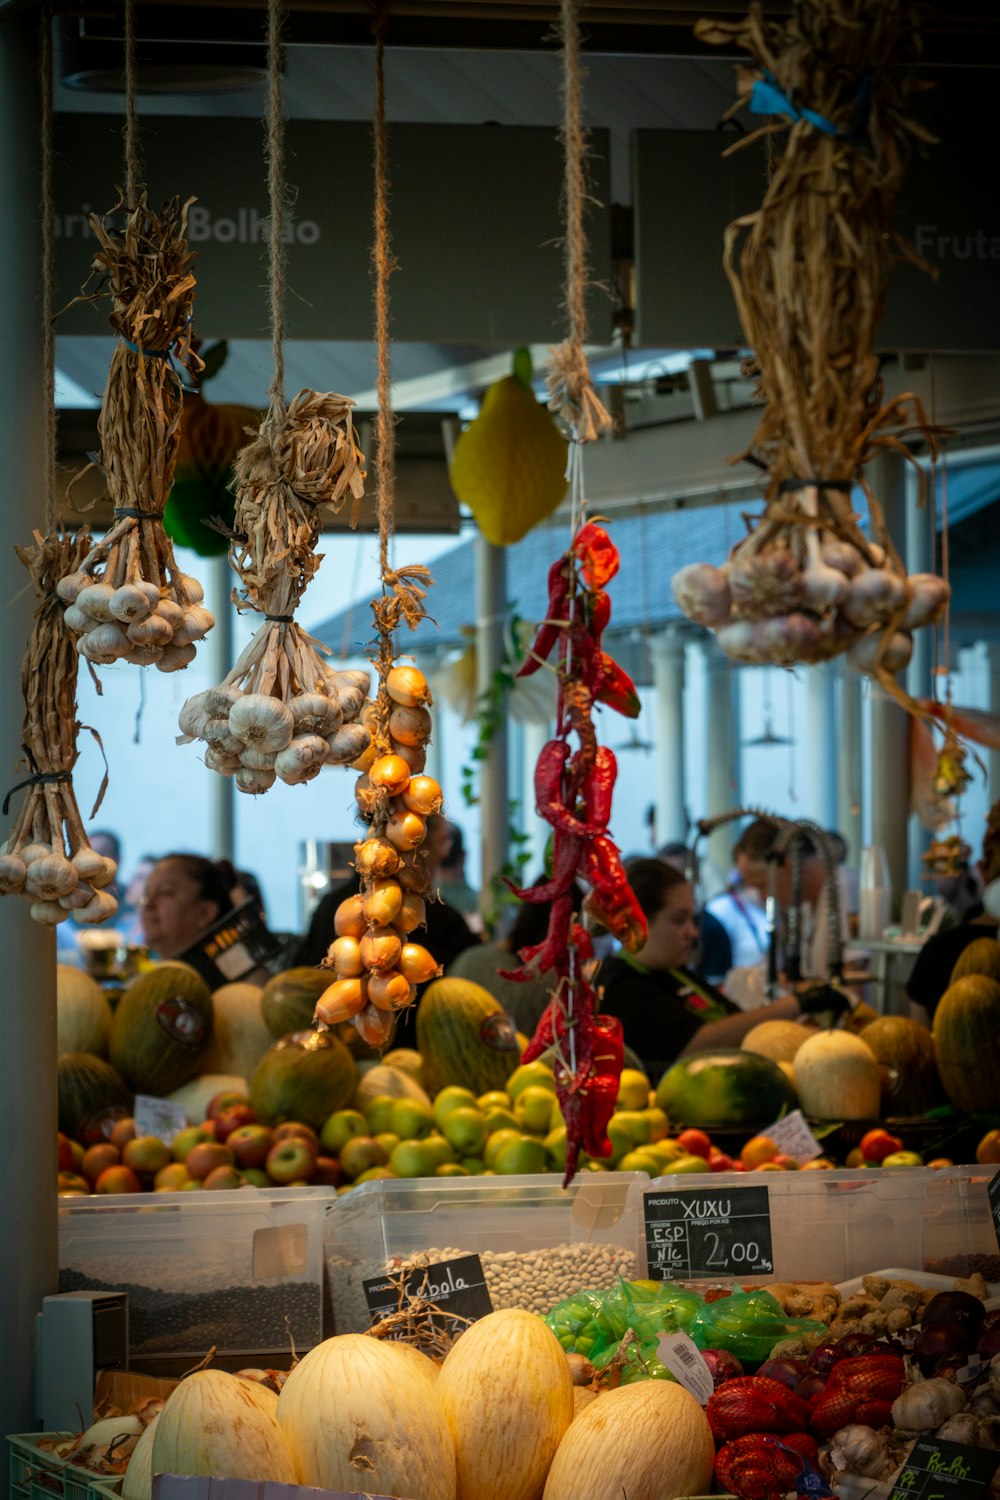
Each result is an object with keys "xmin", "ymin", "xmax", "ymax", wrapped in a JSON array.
[
  {"xmin": 989, "ymin": 1169, "xmax": 1000, "ymax": 1252},
  {"xmin": 134, "ymin": 1094, "xmax": 188, "ymax": 1144},
  {"xmin": 655, "ymin": 1331, "xmax": 715, "ymax": 1405},
  {"xmin": 643, "ymin": 1185, "xmax": 773, "ymax": 1279},
  {"xmin": 363, "ymin": 1254, "xmax": 493, "ymax": 1347},
  {"xmin": 887, "ymin": 1435, "xmax": 998, "ymax": 1497},
  {"xmin": 762, "ymin": 1108, "xmax": 823, "ymax": 1164}
]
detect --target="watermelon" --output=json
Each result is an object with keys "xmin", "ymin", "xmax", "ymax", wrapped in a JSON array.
[{"xmin": 655, "ymin": 1049, "xmax": 796, "ymax": 1129}]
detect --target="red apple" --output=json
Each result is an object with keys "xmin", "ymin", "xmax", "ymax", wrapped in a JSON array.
[
  {"xmin": 202, "ymin": 1164, "xmax": 244, "ymax": 1190},
  {"xmin": 57, "ymin": 1133, "xmax": 76, "ymax": 1172},
  {"xmin": 311, "ymin": 1155, "xmax": 344, "ymax": 1187},
  {"xmin": 171, "ymin": 1124, "xmax": 216, "ymax": 1161},
  {"xmin": 123, "ymin": 1136, "xmax": 172, "ymax": 1176},
  {"xmin": 58, "ymin": 1171, "xmax": 91, "ymax": 1194},
  {"xmin": 266, "ymin": 1136, "xmax": 318, "ymax": 1184},
  {"xmin": 227, "ymin": 1124, "xmax": 275, "ymax": 1170},
  {"xmin": 185, "ymin": 1141, "xmax": 236, "ymax": 1182},
  {"xmin": 772, "ymin": 1154, "xmax": 802, "ymax": 1171},
  {"xmin": 206, "ymin": 1090, "xmax": 252, "ymax": 1122},
  {"xmin": 709, "ymin": 1152, "xmax": 738, "ymax": 1173},
  {"xmin": 109, "ymin": 1117, "xmax": 137, "ymax": 1150},
  {"xmin": 214, "ymin": 1104, "xmax": 258, "ymax": 1142},
  {"xmin": 94, "ymin": 1164, "xmax": 143, "ymax": 1194},
  {"xmin": 81, "ymin": 1141, "xmax": 120, "ymax": 1185},
  {"xmin": 273, "ymin": 1122, "xmax": 320, "ymax": 1151}
]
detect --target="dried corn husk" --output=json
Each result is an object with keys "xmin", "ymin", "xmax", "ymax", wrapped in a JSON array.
[
  {"xmin": 2, "ymin": 531, "xmax": 117, "ymax": 926},
  {"xmin": 178, "ymin": 392, "xmax": 371, "ymax": 794},
  {"xmin": 674, "ymin": 1, "xmax": 949, "ymax": 680},
  {"xmin": 65, "ymin": 192, "xmax": 213, "ymax": 669}
]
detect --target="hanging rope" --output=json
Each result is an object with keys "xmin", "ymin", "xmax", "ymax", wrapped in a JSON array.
[
  {"xmin": 546, "ymin": 0, "xmax": 611, "ymax": 443},
  {"xmin": 122, "ymin": 0, "xmax": 140, "ymax": 209},
  {"xmin": 265, "ymin": 0, "xmax": 288, "ymax": 416},
  {"xmin": 39, "ymin": 0, "xmax": 57, "ymax": 533}
]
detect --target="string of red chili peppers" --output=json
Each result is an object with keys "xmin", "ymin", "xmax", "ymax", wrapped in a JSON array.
[{"xmin": 501, "ymin": 520, "xmax": 647, "ymax": 1184}]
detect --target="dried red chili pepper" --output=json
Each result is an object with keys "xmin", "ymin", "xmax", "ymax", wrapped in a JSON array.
[
  {"xmin": 581, "ymin": 745, "xmax": 616, "ymax": 829},
  {"xmin": 517, "ymin": 556, "xmax": 571, "ymax": 678},
  {"xmin": 594, "ymin": 653, "xmax": 641, "ymax": 718},
  {"xmin": 572, "ymin": 522, "xmax": 619, "ymax": 588}
]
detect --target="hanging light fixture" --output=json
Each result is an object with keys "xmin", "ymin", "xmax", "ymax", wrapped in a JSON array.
[{"xmin": 742, "ymin": 670, "xmax": 792, "ymax": 748}]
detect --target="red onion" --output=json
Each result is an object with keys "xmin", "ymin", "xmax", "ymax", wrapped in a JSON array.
[
  {"xmin": 757, "ymin": 1356, "xmax": 809, "ymax": 1390},
  {"xmin": 923, "ymin": 1291, "xmax": 986, "ymax": 1333},
  {"xmin": 807, "ymin": 1341, "xmax": 847, "ymax": 1375},
  {"xmin": 977, "ymin": 1325, "xmax": 1000, "ymax": 1361},
  {"xmin": 700, "ymin": 1348, "xmax": 744, "ymax": 1388},
  {"xmin": 913, "ymin": 1321, "xmax": 978, "ymax": 1376},
  {"xmin": 794, "ymin": 1372, "xmax": 828, "ymax": 1402}
]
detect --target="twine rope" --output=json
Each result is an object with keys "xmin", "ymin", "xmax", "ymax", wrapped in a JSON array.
[
  {"xmin": 39, "ymin": 1, "xmax": 57, "ymax": 533},
  {"xmin": 265, "ymin": 0, "xmax": 288, "ymax": 416},
  {"xmin": 372, "ymin": 4, "xmax": 395, "ymax": 591},
  {"xmin": 122, "ymin": 0, "xmax": 140, "ymax": 209}
]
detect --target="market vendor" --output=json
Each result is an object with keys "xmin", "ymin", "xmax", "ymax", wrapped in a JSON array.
[
  {"xmin": 140, "ymin": 853, "xmax": 281, "ymax": 984},
  {"xmin": 597, "ymin": 859, "xmax": 808, "ymax": 1082}
]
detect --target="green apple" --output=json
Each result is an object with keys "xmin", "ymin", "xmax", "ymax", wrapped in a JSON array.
[
  {"xmin": 545, "ymin": 1124, "xmax": 568, "ymax": 1170},
  {"xmin": 483, "ymin": 1128, "xmax": 523, "ymax": 1169},
  {"xmin": 580, "ymin": 1159, "xmax": 608, "ymax": 1171},
  {"xmin": 364, "ymin": 1095, "xmax": 400, "ymax": 1135},
  {"xmin": 374, "ymin": 1132, "xmax": 400, "ymax": 1157},
  {"xmin": 645, "ymin": 1140, "xmax": 686, "ymax": 1169},
  {"xmin": 505, "ymin": 1062, "xmax": 558, "ymax": 1102},
  {"xmin": 172, "ymin": 1124, "xmax": 214, "ymax": 1163},
  {"xmin": 604, "ymin": 1119, "xmax": 634, "ymax": 1166},
  {"xmin": 661, "ymin": 1153, "xmax": 713, "ymax": 1174},
  {"xmin": 617, "ymin": 1149, "xmax": 663, "ymax": 1176},
  {"xmin": 880, "ymin": 1150, "xmax": 925, "ymax": 1169},
  {"xmin": 514, "ymin": 1086, "xmax": 558, "ymax": 1135},
  {"xmin": 492, "ymin": 1134, "xmax": 548, "ymax": 1174},
  {"xmin": 483, "ymin": 1106, "xmax": 519, "ymax": 1134},
  {"xmin": 612, "ymin": 1110, "xmax": 652, "ymax": 1146},
  {"xmin": 436, "ymin": 1163, "xmax": 469, "ymax": 1176},
  {"xmin": 355, "ymin": 1165, "xmax": 396, "ymax": 1183},
  {"xmin": 643, "ymin": 1107, "xmax": 670, "ymax": 1143},
  {"xmin": 241, "ymin": 1167, "xmax": 270, "ymax": 1188},
  {"xmin": 477, "ymin": 1090, "xmax": 511, "ymax": 1111},
  {"xmin": 442, "ymin": 1107, "xmax": 489, "ymax": 1157},
  {"xmin": 616, "ymin": 1067, "xmax": 651, "ymax": 1111},
  {"xmin": 389, "ymin": 1139, "xmax": 441, "ymax": 1177},
  {"xmin": 460, "ymin": 1156, "xmax": 486, "ymax": 1174},
  {"xmin": 339, "ymin": 1136, "xmax": 388, "ymax": 1180},
  {"xmin": 320, "ymin": 1109, "xmax": 369, "ymax": 1155},
  {"xmin": 432, "ymin": 1086, "xmax": 479, "ymax": 1130},
  {"xmin": 389, "ymin": 1097, "xmax": 435, "ymax": 1141},
  {"xmin": 422, "ymin": 1133, "xmax": 457, "ymax": 1166}
]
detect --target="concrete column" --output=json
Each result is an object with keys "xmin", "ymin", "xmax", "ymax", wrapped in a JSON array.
[
  {"xmin": 474, "ymin": 535, "xmax": 509, "ymax": 912},
  {"xmin": 0, "ymin": 14, "xmax": 58, "ymax": 1473},
  {"xmin": 985, "ymin": 642, "xmax": 1000, "ymax": 802},
  {"xmin": 907, "ymin": 463, "xmax": 936, "ymax": 888},
  {"xmin": 803, "ymin": 662, "xmax": 837, "ymax": 831},
  {"xmin": 868, "ymin": 451, "xmax": 911, "ymax": 908},
  {"xmin": 836, "ymin": 662, "xmax": 864, "ymax": 869},
  {"xmin": 648, "ymin": 628, "xmax": 687, "ymax": 847},
  {"xmin": 208, "ymin": 552, "xmax": 235, "ymax": 861},
  {"xmin": 703, "ymin": 640, "xmax": 741, "ymax": 893}
]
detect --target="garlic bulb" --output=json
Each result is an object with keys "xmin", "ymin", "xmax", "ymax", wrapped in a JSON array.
[
  {"xmin": 229, "ymin": 693, "xmax": 295, "ymax": 752},
  {"xmin": 157, "ymin": 643, "xmax": 197, "ymax": 673},
  {"xmin": 901, "ymin": 573, "xmax": 951, "ymax": 631},
  {"xmin": 800, "ymin": 561, "xmax": 849, "ymax": 614},
  {"xmin": 75, "ymin": 890, "xmax": 119, "ymax": 925},
  {"xmin": 716, "ymin": 619, "xmax": 765, "ymax": 664},
  {"xmin": 134, "ymin": 579, "xmax": 163, "ymax": 612},
  {"xmin": 63, "ymin": 603, "xmax": 92, "ymax": 634},
  {"xmin": 178, "ymin": 692, "xmax": 212, "ymax": 740},
  {"xmin": 109, "ymin": 584, "xmax": 152, "ymax": 624},
  {"xmin": 71, "ymin": 847, "xmax": 106, "ymax": 881},
  {"xmin": 821, "ymin": 539, "xmax": 862, "ymax": 578},
  {"xmin": 177, "ymin": 572, "xmax": 205, "ymax": 604},
  {"xmin": 236, "ymin": 766, "xmax": 277, "ymax": 796},
  {"xmin": 75, "ymin": 582, "xmax": 116, "ymax": 622},
  {"xmin": 204, "ymin": 747, "xmax": 240, "ymax": 776},
  {"xmin": 828, "ymin": 1425, "xmax": 895, "ymax": 1479},
  {"xmin": 89, "ymin": 857, "xmax": 118, "ymax": 890},
  {"xmin": 333, "ymin": 686, "xmax": 366, "ymax": 724},
  {"xmin": 0, "ymin": 854, "xmax": 27, "ymax": 893},
  {"xmin": 79, "ymin": 623, "xmax": 131, "ymax": 663},
  {"xmin": 330, "ymin": 668, "xmax": 371, "ymax": 698},
  {"xmin": 30, "ymin": 899, "xmax": 68, "ymax": 925},
  {"xmin": 848, "ymin": 629, "xmax": 913, "ymax": 676},
  {"xmin": 208, "ymin": 685, "xmax": 242, "ymax": 718},
  {"xmin": 754, "ymin": 612, "xmax": 824, "ymax": 665},
  {"xmin": 936, "ymin": 1414, "xmax": 997, "ymax": 1449},
  {"xmin": 671, "ymin": 562, "xmax": 732, "ymax": 626},
  {"xmin": 129, "ymin": 643, "xmax": 165, "ymax": 667},
  {"xmin": 172, "ymin": 604, "xmax": 215, "ymax": 646},
  {"xmin": 291, "ymin": 693, "xmax": 342, "ymax": 737},
  {"xmin": 842, "ymin": 567, "xmax": 908, "ymax": 628},
  {"xmin": 24, "ymin": 853, "xmax": 78, "ymax": 900},
  {"xmin": 127, "ymin": 614, "xmax": 174, "ymax": 648},
  {"xmin": 204, "ymin": 719, "xmax": 244, "ymax": 755},
  {"xmin": 155, "ymin": 598, "xmax": 186, "ymax": 631},
  {"xmin": 60, "ymin": 884, "xmax": 97, "ymax": 910},
  {"xmin": 240, "ymin": 746, "xmax": 278, "ymax": 771},
  {"xmin": 20, "ymin": 842, "xmax": 51, "ymax": 865},
  {"xmin": 55, "ymin": 570, "xmax": 91, "ymax": 604},
  {"xmin": 729, "ymin": 547, "xmax": 802, "ymax": 618},
  {"xmin": 892, "ymin": 1377, "xmax": 967, "ymax": 1432},
  {"xmin": 275, "ymin": 735, "xmax": 329, "ymax": 785},
  {"xmin": 327, "ymin": 722, "xmax": 372, "ymax": 765}
]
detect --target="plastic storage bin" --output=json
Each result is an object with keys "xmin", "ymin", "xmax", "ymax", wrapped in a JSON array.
[
  {"xmin": 921, "ymin": 1164, "xmax": 1000, "ymax": 1283},
  {"xmin": 8, "ymin": 1434, "xmax": 94, "ymax": 1500},
  {"xmin": 58, "ymin": 1188, "xmax": 333, "ymax": 1372},
  {"xmin": 324, "ymin": 1171, "xmax": 643, "ymax": 1333},
  {"xmin": 632, "ymin": 1168, "xmax": 930, "ymax": 1286}
]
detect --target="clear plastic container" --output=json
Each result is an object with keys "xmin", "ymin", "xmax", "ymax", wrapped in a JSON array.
[
  {"xmin": 921, "ymin": 1164, "xmax": 1000, "ymax": 1284},
  {"xmin": 324, "ymin": 1171, "xmax": 643, "ymax": 1333},
  {"xmin": 57, "ymin": 1188, "xmax": 333, "ymax": 1369}
]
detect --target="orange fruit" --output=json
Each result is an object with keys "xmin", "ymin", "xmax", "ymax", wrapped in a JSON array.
[{"xmin": 740, "ymin": 1134, "xmax": 780, "ymax": 1169}]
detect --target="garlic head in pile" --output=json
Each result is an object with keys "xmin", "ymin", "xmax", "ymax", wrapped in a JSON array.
[
  {"xmin": 291, "ymin": 692, "xmax": 342, "ymax": 737},
  {"xmin": 892, "ymin": 1377, "xmax": 967, "ymax": 1432},
  {"xmin": 228, "ymin": 693, "xmax": 295, "ymax": 752},
  {"xmin": 671, "ymin": 562, "xmax": 732, "ymax": 627},
  {"xmin": 728, "ymin": 547, "xmax": 801, "ymax": 618},
  {"xmin": 936, "ymin": 1413, "xmax": 998, "ymax": 1449},
  {"xmin": 828, "ymin": 1425, "xmax": 896, "ymax": 1479}
]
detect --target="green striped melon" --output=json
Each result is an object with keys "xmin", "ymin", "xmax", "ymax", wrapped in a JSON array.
[
  {"xmin": 261, "ymin": 965, "xmax": 386, "ymax": 1060},
  {"xmin": 110, "ymin": 964, "xmax": 214, "ymax": 1096},
  {"xmin": 250, "ymin": 1031, "xmax": 357, "ymax": 1129},
  {"xmin": 950, "ymin": 937, "xmax": 1000, "ymax": 986},
  {"xmin": 416, "ymin": 978, "xmax": 520, "ymax": 1097},
  {"xmin": 933, "ymin": 975, "xmax": 1000, "ymax": 1113},
  {"xmin": 57, "ymin": 965, "xmax": 112, "ymax": 1058},
  {"xmin": 58, "ymin": 1052, "xmax": 132, "ymax": 1143},
  {"xmin": 860, "ymin": 1014, "xmax": 945, "ymax": 1117}
]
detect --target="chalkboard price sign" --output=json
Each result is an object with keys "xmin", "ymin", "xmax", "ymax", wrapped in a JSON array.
[
  {"xmin": 363, "ymin": 1253, "xmax": 493, "ymax": 1345},
  {"xmin": 887, "ymin": 1435, "xmax": 999, "ymax": 1497},
  {"xmin": 989, "ymin": 1169, "xmax": 1000, "ymax": 1252},
  {"xmin": 643, "ymin": 1185, "xmax": 774, "ymax": 1279}
]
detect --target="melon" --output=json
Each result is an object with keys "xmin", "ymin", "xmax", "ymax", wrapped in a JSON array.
[
  {"xmin": 153, "ymin": 1371, "xmax": 296, "ymax": 1483},
  {"xmin": 198, "ymin": 982, "xmax": 272, "ymax": 1082},
  {"xmin": 416, "ymin": 977, "xmax": 520, "ymax": 1097},
  {"xmin": 261, "ymin": 965, "xmax": 387, "ymax": 1060},
  {"xmin": 166, "ymin": 1072, "xmax": 249, "ymax": 1125},
  {"xmin": 793, "ymin": 1029, "xmax": 880, "ymax": 1121},
  {"xmin": 57, "ymin": 1052, "xmax": 132, "ymax": 1143},
  {"xmin": 57, "ymin": 965, "xmax": 112, "ymax": 1058},
  {"xmin": 250, "ymin": 1030, "xmax": 357, "ymax": 1129},
  {"xmin": 381, "ymin": 1046, "xmax": 425, "ymax": 1084},
  {"xmin": 655, "ymin": 1049, "xmax": 796, "ymax": 1129},
  {"xmin": 860, "ymin": 1014, "xmax": 946, "ymax": 1117},
  {"xmin": 110, "ymin": 965, "xmax": 214, "ymax": 1096},
  {"xmin": 740, "ymin": 1019, "xmax": 811, "ymax": 1065},
  {"xmin": 543, "ymin": 1380, "xmax": 714, "ymax": 1500},
  {"xmin": 933, "ymin": 975, "xmax": 1000, "ymax": 1113},
  {"xmin": 950, "ymin": 936, "xmax": 1000, "ymax": 986},
  {"xmin": 351, "ymin": 1062, "xmax": 431, "ymax": 1115}
]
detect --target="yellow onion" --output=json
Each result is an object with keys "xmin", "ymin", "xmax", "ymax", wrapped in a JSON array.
[
  {"xmin": 368, "ymin": 753, "xmax": 412, "ymax": 795},
  {"xmin": 354, "ymin": 1001, "xmax": 396, "ymax": 1048},
  {"xmin": 354, "ymin": 836, "xmax": 401, "ymax": 879},
  {"xmin": 328, "ymin": 935, "xmax": 364, "ymax": 978},
  {"xmin": 363, "ymin": 877, "xmax": 404, "ymax": 927},
  {"xmin": 398, "ymin": 942, "xmax": 441, "ymax": 984},
  {"xmin": 386, "ymin": 664, "xmax": 432, "ymax": 708},
  {"xmin": 334, "ymin": 894, "xmax": 366, "ymax": 939},
  {"xmin": 351, "ymin": 741, "xmax": 378, "ymax": 773},
  {"xmin": 396, "ymin": 854, "xmax": 432, "ymax": 894},
  {"xmin": 354, "ymin": 774, "xmax": 379, "ymax": 819},
  {"xmin": 402, "ymin": 774, "xmax": 443, "ymax": 816},
  {"xmin": 366, "ymin": 968, "xmax": 415, "ymax": 1012},
  {"xmin": 360, "ymin": 925, "xmax": 403, "ymax": 973},
  {"xmin": 386, "ymin": 809, "xmax": 426, "ymax": 851},
  {"xmin": 395, "ymin": 891, "xmax": 427, "ymax": 934},
  {"xmin": 389, "ymin": 704, "xmax": 432, "ymax": 747},
  {"xmin": 393, "ymin": 741, "xmax": 427, "ymax": 775},
  {"xmin": 314, "ymin": 978, "xmax": 367, "ymax": 1025}
]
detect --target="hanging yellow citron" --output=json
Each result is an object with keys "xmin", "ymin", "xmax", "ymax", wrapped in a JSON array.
[{"xmin": 448, "ymin": 348, "xmax": 568, "ymax": 546}]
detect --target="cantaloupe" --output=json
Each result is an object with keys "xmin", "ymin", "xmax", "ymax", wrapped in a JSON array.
[
  {"xmin": 933, "ymin": 975, "xmax": 1000, "ymax": 1113},
  {"xmin": 250, "ymin": 1031, "xmax": 356, "ymax": 1129},
  {"xmin": 57, "ymin": 1052, "xmax": 132, "ymax": 1143},
  {"xmin": 793, "ymin": 1030, "xmax": 880, "ymax": 1121},
  {"xmin": 350, "ymin": 1062, "xmax": 431, "ymax": 1115},
  {"xmin": 740, "ymin": 1019, "xmax": 811, "ymax": 1065}
]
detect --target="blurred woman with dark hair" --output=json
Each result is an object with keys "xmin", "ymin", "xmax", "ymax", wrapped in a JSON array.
[{"xmin": 139, "ymin": 854, "xmax": 233, "ymax": 960}]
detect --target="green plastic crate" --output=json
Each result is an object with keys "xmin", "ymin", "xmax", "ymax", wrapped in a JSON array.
[
  {"xmin": 8, "ymin": 1434, "xmax": 93, "ymax": 1500},
  {"xmin": 86, "ymin": 1480, "xmax": 121, "ymax": 1500}
]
